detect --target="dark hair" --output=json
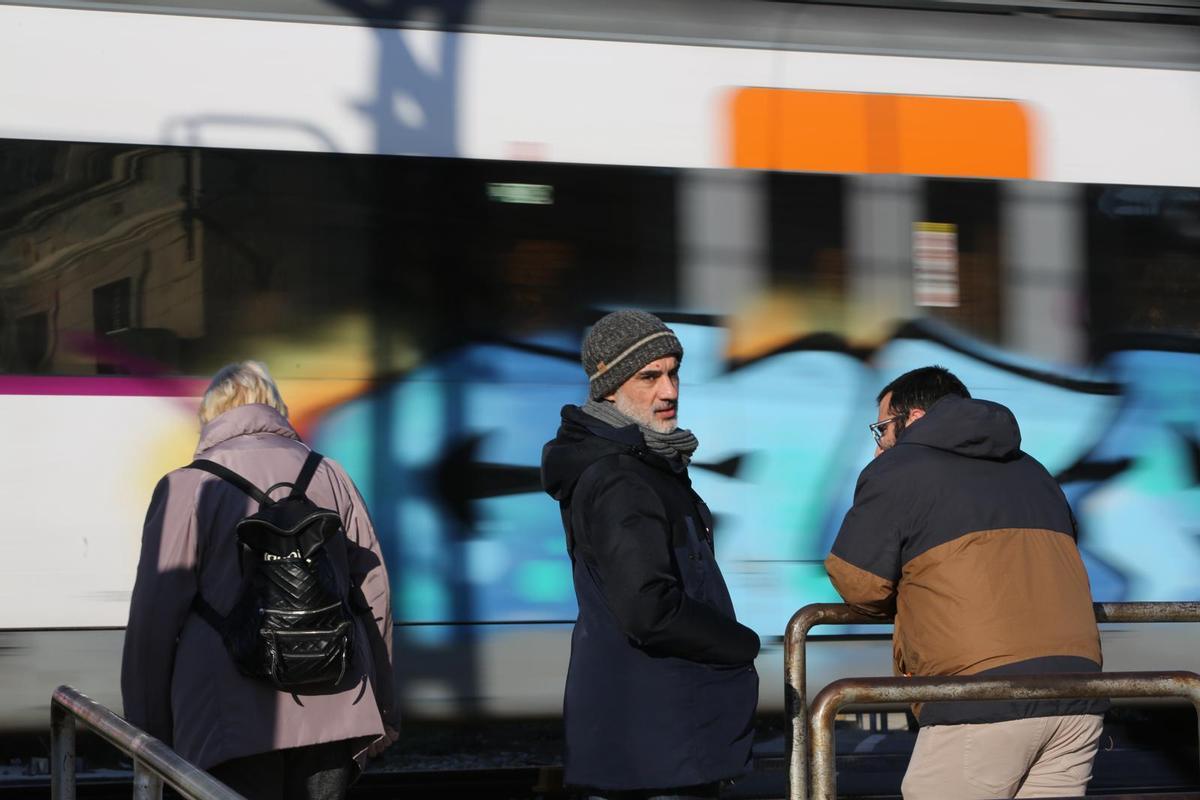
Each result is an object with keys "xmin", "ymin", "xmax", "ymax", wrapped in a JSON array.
[{"xmin": 877, "ymin": 366, "xmax": 970, "ymax": 418}]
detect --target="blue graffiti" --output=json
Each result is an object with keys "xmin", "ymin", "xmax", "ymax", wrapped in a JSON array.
[{"xmin": 311, "ymin": 320, "xmax": 1200, "ymax": 642}]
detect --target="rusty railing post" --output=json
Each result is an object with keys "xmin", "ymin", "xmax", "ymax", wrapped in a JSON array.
[
  {"xmin": 784, "ymin": 603, "xmax": 885, "ymax": 800},
  {"xmin": 784, "ymin": 609, "xmax": 809, "ymax": 800},
  {"xmin": 786, "ymin": 601, "xmax": 1200, "ymax": 800},
  {"xmin": 51, "ymin": 686, "xmax": 245, "ymax": 800},
  {"xmin": 133, "ymin": 761, "xmax": 165, "ymax": 800},
  {"xmin": 50, "ymin": 699, "xmax": 76, "ymax": 800},
  {"xmin": 807, "ymin": 670, "xmax": 1200, "ymax": 800}
]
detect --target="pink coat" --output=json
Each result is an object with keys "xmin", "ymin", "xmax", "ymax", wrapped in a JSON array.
[{"xmin": 121, "ymin": 404, "xmax": 396, "ymax": 769}]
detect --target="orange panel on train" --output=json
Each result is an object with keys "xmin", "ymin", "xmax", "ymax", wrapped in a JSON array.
[{"xmin": 729, "ymin": 88, "xmax": 1032, "ymax": 179}]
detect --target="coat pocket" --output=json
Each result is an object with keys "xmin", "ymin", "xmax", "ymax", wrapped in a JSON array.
[{"xmin": 676, "ymin": 516, "xmax": 713, "ymax": 600}]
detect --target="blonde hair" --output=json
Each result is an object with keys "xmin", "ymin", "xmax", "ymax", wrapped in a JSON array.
[{"xmin": 198, "ymin": 360, "xmax": 289, "ymax": 424}]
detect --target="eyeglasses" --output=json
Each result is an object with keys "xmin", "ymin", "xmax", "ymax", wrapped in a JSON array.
[{"xmin": 869, "ymin": 415, "xmax": 901, "ymax": 445}]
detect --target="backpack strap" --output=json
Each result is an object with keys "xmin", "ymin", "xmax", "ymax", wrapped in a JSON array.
[
  {"xmin": 289, "ymin": 451, "xmax": 324, "ymax": 499},
  {"xmin": 187, "ymin": 459, "xmax": 273, "ymax": 506},
  {"xmin": 191, "ymin": 593, "xmax": 227, "ymax": 632}
]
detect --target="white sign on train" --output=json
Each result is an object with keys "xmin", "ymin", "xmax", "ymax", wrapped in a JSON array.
[{"xmin": 913, "ymin": 222, "xmax": 959, "ymax": 308}]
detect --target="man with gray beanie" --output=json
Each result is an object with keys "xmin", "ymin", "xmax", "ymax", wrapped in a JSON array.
[{"xmin": 541, "ymin": 310, "xmax": 760, "ymax": 799}]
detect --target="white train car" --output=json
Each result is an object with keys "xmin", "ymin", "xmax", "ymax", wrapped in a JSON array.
[{"xmin": 1, "ymin": 0, "xmax": 1198, "ymax": 729}]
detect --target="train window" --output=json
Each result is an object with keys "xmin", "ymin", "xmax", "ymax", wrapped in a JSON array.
[
  {"xmin": 767, "ymin": 173, "xmax": 845, "ymax": 296},
  {"xmin": 0, "ymin": 140, "xmax": 681, "ymax": 379},
  {"xmin": 0, "ymin": 139, "xmax": 679, "ymax": 378},
  {"xmin": 1085, "ymin": 185, "xmax": 1200, "ymax": 352},
  {"xmin": 699, "ymin": 171, "xmax": 847, "ymax": 357},
  {"xmin": 922, "ymin": 179, "xmax": 1002, "ymax": 343}
]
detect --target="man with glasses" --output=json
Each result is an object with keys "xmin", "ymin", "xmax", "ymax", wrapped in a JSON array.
[{"xmin": 826, "ymin": 366, "xmax": 1106, "ymax": 799}]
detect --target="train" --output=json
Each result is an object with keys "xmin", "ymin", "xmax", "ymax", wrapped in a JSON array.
[{"xmin": 1, "ymin": 0, "xmax": 1198, "ymax": 731}]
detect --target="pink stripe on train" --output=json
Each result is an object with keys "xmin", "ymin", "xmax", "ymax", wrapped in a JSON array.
[{"xmin": 0, "ymin": 375, "xmax": 207, "ymax": 397}]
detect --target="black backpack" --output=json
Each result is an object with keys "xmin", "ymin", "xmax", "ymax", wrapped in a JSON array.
[{"xmin": 188, "ymin": 451, "xmax": 356, "ymax": 692}]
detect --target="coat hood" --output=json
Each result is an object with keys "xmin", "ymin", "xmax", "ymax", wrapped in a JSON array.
[
  {"xmin": 195, "ymin": 403, "xmax": 300, "ymax": 456},
  {"xmin": 898, "ymin": 394, "xmax": 1022, "ymax": 461},
  {"xmin": 541, "ymin": 405, "xmax": 649, "ymax": 502}
]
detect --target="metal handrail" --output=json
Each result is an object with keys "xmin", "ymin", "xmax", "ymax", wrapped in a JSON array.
[
  {"xmin": 784, "ymin": 601, "xmax": 1200, "ymax": 800},
  {"xmin": 51, "ymin": 685, "xmax": 246, "ymax": 800},
  {"xmin": 784, "ymin": 603, "xmax": 880, "ymax": 800},
  {"xmin": 809, "ymin": 671, "xmax": 1200, "ymax": 800}
]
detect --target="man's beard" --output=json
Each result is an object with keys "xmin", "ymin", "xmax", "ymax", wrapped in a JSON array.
[
  {"xmin": 880, "ymin": 416, "xmax": 907, "ymax": 452},
  {"xmin": 614, "ymin": 392, "xmax": 678, "ymax": 434}
]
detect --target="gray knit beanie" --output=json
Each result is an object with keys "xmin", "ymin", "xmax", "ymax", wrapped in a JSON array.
[{"xmin": 582, "ymin": 310, "xmax": 683, "ymax": 400}]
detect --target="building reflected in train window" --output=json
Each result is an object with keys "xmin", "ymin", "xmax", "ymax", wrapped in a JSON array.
[{"xmin": 0, "ymin": 140, "xmax": 679, "ymax": 378}]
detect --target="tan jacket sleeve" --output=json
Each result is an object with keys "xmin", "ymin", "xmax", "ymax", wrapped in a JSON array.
[{"xmin": 824, "ymin": 552, "xmax": 897, "ymax": 619}]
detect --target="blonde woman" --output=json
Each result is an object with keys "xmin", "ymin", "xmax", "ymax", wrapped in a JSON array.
[{"xmin": 122, "ymin": 361, "xmax": 398, "ymax": 800}]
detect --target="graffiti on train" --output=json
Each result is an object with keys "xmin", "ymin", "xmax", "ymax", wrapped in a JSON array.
[{"xmin": 309, "ymin": 319, "xmax": 1200, "ymax": 637}]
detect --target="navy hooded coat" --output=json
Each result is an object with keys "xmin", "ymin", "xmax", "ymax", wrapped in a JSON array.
[{"xmin": 541, "ymin": 405, "xmax": 759, "ymax": 791}]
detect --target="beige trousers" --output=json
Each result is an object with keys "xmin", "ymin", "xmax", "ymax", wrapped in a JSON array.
[{"xmin": 901, "ymin": 714, "xmax": 1104, "ymax": 800}]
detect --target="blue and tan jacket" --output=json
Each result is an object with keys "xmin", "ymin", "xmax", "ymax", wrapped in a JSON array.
[{"xmin": 826, "ymin": 395, "xmax": 1106, "ymax": 725}]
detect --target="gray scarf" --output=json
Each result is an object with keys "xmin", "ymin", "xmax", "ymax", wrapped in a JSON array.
[{"xmin": 581, "ymin": 400, "xmax": 699, "ymax": 466}]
